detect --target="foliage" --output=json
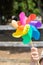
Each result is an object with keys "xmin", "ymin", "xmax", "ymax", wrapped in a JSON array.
[
  {"xmin": 12, "ymin": 0, "xmax": 40, "ymax": 16},
  {"xmin": 0, "ymin": 0, "xmax": 41, "ymax": 16}
]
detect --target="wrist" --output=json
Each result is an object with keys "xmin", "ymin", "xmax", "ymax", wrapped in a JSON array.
[{"xmin": 30, "ymin": 59, "xmax": 38, "ymax": 64}]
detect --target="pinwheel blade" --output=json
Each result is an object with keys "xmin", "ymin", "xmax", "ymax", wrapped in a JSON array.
[
  {"xmin": 31, "ymin": 25, "xmax": 40, "ymax": 40},
  {"xmin": 30, "ymin": 21, "xmax": 42, "ymax": 28},
  {"xmin": 22, "ymin": 27, "xmax": 32, "ymax": 44},
  {"xmin": 26, "ymin": 14, "xmax": 36, "ymax": 24},
  {"xmin": 12, "ymin": 26, "xmax": 24, "ymax": 38}
]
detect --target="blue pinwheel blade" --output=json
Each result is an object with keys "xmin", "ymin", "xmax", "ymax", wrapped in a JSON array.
[{"xmin": 31, "ymin": 25, "xmax": 40, "ymax": 40}]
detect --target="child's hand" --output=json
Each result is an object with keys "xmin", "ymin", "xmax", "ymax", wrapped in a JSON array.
[{"xmin": 31, "ymin": 47, "xmax": 39, "ymax": 62}]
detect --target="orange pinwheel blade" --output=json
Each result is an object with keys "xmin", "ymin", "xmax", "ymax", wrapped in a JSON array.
[
  {"xmin": 26, "ymin": 14, "xmax": 36, "ymax": 24},
  {"xmin": 17, "ymin": 21, "xmax": 22, "ymax": 26}
]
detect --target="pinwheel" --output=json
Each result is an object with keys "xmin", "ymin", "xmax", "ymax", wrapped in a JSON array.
[{"xmin": 11, "ymin": 12, "xmax": 42, "ymax": 44}]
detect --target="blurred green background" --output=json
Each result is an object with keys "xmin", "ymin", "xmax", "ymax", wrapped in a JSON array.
[{"xmin": 0, "ymin": 0, "xmax": 43, "ymax": 24}]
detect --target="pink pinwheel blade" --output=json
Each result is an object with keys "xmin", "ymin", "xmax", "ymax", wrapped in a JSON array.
[
  {"xmin": 19, "ymin": 12, "xmax": 27, "ymax": 25},
  {"xmin": 19, "ymin": 12, "xmax": 25, "ymax": 22}
]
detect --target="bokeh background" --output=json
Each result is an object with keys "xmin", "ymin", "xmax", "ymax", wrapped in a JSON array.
[{"xmin": 0, "ymin": 0, "xmax": 43, "ymax": 24}]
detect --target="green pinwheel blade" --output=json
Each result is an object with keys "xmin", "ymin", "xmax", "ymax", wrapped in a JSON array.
[{"xmin": 22, "ymin": 27, "xmax": 32, "ymax": 44}]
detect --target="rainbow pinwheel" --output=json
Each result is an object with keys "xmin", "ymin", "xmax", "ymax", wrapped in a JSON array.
[{"xmin": 12, "ymin": 12, "xmax": 42, "ymax": 44}]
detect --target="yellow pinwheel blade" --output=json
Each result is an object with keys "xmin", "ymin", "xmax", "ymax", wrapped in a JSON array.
[
  {"xmin": 12, "ymin": 26, "xmax": 24, "ymax": 38},
  {"xmin": 23, "ymin": 24, "xmax": 30, "ymax": 35}
]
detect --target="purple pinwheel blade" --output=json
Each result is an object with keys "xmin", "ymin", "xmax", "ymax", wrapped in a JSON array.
[{"xmin": 30, "ymin": 21, "xmax": 42, "ymax": 28}]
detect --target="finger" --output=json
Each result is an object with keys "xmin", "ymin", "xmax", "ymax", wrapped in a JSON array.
[
  {"xmin": 31, "ymin": 52, "xmax": 38, "ymax": 55},
  {"xmin": 32, "ymin": 56, "xmax": 39, "ymax": 60},
  {"xmin": 31, "ymin": 47, "xmax": 38, "ymax": 52},
  {"xmin": 31, "ymin": 54, "xmax": 39, "ymax": 61},
  {"xmin": 31, "ymin": 52, "xmax": 39, "ymax": 58}
]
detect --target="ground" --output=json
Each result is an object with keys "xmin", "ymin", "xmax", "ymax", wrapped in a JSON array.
[{"xmin": 0, "ymin": 47, "xmax": 42, "ymax": 65}]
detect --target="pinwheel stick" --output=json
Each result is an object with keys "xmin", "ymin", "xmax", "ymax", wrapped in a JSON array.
[{"xmin": 30, "ymin": 40, "xmax": 34, "ymax": 47}]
